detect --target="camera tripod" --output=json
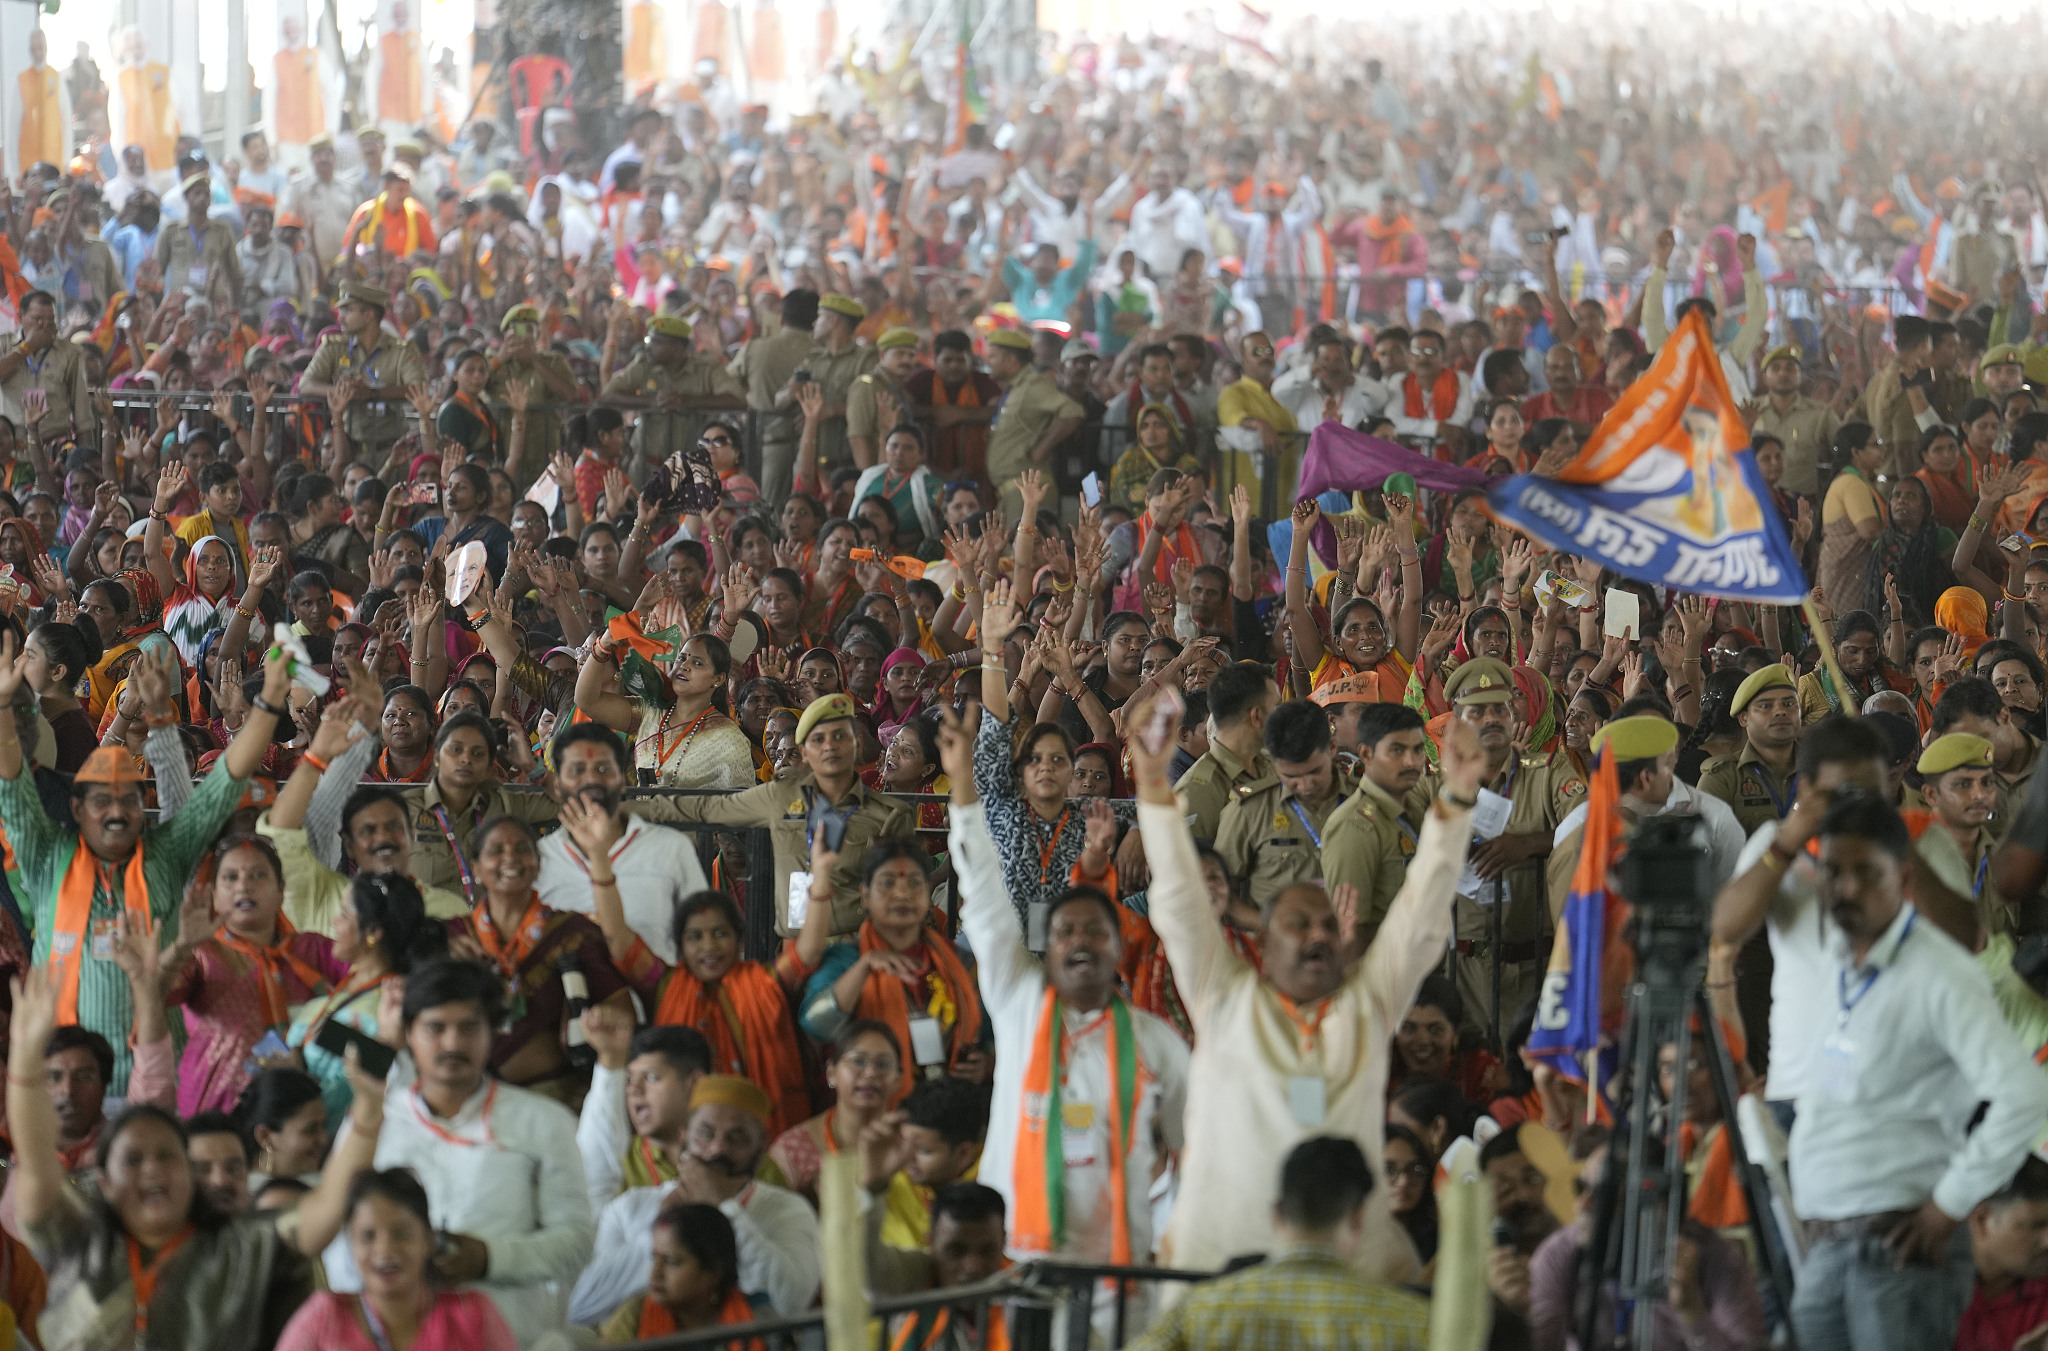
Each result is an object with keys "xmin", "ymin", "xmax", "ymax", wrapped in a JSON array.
[{"xmin": 1573, "ymin": 816, "xmax": 1801, "ymax": 1351}]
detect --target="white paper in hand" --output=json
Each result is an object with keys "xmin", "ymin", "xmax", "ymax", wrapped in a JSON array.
[
  {"xmin": 1456, "ymin": 787, "xmax": 1514, "ymax": 901},
  {"xmin": 1603, "ymin": 587, "xmax": 1640, "ymax": 641}
]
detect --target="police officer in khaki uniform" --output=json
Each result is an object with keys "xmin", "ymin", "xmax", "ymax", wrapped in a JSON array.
[
  {"xmin": 984, "ymin": 328, "xmax": 1083, "ymax": 522},
  {"xmin": 1215, "ymin": 701, "xmax": 1359, "ymax": 912},
  {"xmin": 799, "ymin": 292, "xmax": 879, "ymax": 475},
  {"xmin": 1322, "ymin": 703, "xmax": 1434, "ymax": 949},
  {"xmin": 0, "ymin": 289, "xmax": 93, "ymax": 448},
  {"xmin": 1444, "ymin": 657, "xmax": 1585, "ymax": 1043},
  {"xmin": 1917, "ymin": 732, "xmax": 2003, "ymax": 933},
  {"xmin": 846, "ymin": 328, "xmax": 923, "ymax": 470},
  {"xmin": 401, "ymin": 776, "xmax": 562, "ymax": 896},
  {"xmin": 657, "ymin": 693, "xmax": 915, "ymax": 937},
  {"xmin": 731, "ymin": 288, "xmax": 820, "ymax": 505},
  {"xmin": 1698, "ymin": 663, "xmax": 1802, "ymax": 838},
  {"xmin": 485, "ymin": 303, "xmax": 580, "ymax": 474},
  {"xmin": 300, "ymin": 281, "xmax": 431, "ymax": 459},
  {"xmin": 1174, "ymin": 663, "xmax": 1280, "ymax": 842},
  {"xmin": 601, "ymin": 315, "xmax": 749, "ymax": 473}
]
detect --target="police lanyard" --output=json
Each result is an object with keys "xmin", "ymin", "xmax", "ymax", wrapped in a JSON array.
[
  {"xmin": 1756, "ymin": 766, "xmax": 1798, "ymax": 820},
  {"xmin": 1974, "ymin": 853, "xmax": 1989, "ymax": 901},
  {"xmin": 1837, "ymin": 912, "xmax": 1916, "ymax": 1025},
  {"xmin": 1287, "ymin": 800, "xmax": 1325, "ymax": 850}
]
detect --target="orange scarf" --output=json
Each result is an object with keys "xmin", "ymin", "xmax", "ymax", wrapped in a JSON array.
[
  {"xmin": 855, "ymin": 921, "xmax": 984, "ymax": 1103},
  {"xmin": 52, "ymin": 842, "xmax": 151, "ymax": 1026},
  {"xmin": 1402, "ymin": 369, "xmax": 1461, "ymax": 421},
  {"xmin": 469, "ymin": 893, "xmax": 548, "ymax": 982},
  {"xmin": 1678, "ymin": 1120, "xmax": 1748, "ymax": 1229},
  {"xmin": 637, "ymin": 1288, "xmax": 761, "ymax": 1346},
  {"xmin": 215, "ymin": 916, "xmax": 331, "ymax": 1028},
  {"xmin": 1133, "ymin": 511, "xmax": 1200, "ymax": 587},
  {"xmin": 654, "ymin": 961, "xmax": 810, "ymax": 1136},
  {"xmin": 892, "ymin": 1306, "xmax": 1011, "ymax": 1351},
  {"xmin": 1012, "ymin": 990, "xmax": 1146, "ymax": 1264},
  {"xmin": 376, "ymin": 748, "xmax": 431, "ymax": 783},
  {"xmin": 362, "ymin": 194, "xmax": 429, "ymax": 257}
]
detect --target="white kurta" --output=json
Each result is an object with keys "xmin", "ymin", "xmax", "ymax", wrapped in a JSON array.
[
  {"xmin": 952, "ymin": 801, "xmax": 1189, "ymax": 1262},
  {"xmin": 536, "ymin": 812, "xmax": 709, "ymax": 962},
  {"xmin": 1141, "ymin": 794, "xmax": 1470, "ymax": 1283},
  {"xmin": 324, "ymin": 1079, "xmax": 594, "ymax": 1349}
]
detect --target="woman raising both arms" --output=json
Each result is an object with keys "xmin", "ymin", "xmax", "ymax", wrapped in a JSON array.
[
  {"xmin": 1284, "ymin": 492, "xmax": 1423, "ymax": 699},
  {"xmin": 574, "ymin": 621, "xmax": 755, "ymax": 790},
  {"xmin": 562, "ymin": 791, "xmax": 812, "ymax": 1136}
]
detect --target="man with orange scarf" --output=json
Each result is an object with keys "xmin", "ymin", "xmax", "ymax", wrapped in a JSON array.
[
  {"xmin": 1335, "ymin": 190, "xmax": 1427, "ymax": 321},
  {"xmin": 942, "ymin": 704, "xmax": 1187, "ymax": 1330},
  {"xmin": 0, "ymin": 638, "xmax": 293, "ymax": 1093},
  {"xmin": 343, "ymin": 164, "xmax": 437, "ymax": 261}
]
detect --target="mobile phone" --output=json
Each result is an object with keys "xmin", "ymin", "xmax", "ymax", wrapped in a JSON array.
[
  {"xmin": 1082, "ymin": 472, "xmax": 1103, "ymax": 507},
  {"xmin": 314, "ymin": 1018, "xmax": 398, "ymax": 1079},
  {"xmin": 2002, "ymin": 532, "xmax": 2034, "ymax": 554},
  {"xmin": 820, "ymin": 809, "xmax": 850, "ymax": 851},
  {"xmin": 792, "ymin": 368, "xmax": 813, "ymax": 385},
  {"xmin": 244, "ymin": 1028, "xmax": 290, "ymax": 1075}
]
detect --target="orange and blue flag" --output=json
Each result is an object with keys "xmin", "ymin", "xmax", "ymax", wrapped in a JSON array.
[
  {"xmin": 1526, "ymin": 745, "xmax": 1634, "ymax": 1088},
  {"xmin": 1486, "ymin": 309, "xmax": 1808, "ymax": 603}
]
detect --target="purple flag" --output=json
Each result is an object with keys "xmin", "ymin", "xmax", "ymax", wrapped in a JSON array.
[{"xmin": 1296, "ymin": 422, "xmax": 1493, "ymax": 500}]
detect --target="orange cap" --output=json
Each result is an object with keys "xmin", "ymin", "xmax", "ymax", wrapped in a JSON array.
[{"xmin": 74, "ymin": 747, "xmax": 148, "ymax": 785}]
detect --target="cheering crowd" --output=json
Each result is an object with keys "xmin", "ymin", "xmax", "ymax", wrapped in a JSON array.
[{"xmin": 4, "ymin": 8, "xmax": 2048, "ymax": 1351}]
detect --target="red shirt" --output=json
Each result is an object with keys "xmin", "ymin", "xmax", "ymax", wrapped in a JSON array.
[
  {"xmin": 1522, "ymin": 383, "xmax": 1615, "ymax": 430},
  {"xmin": 1956, "ymin": 1276, "xmax": 2048, "ymax": 1351}
]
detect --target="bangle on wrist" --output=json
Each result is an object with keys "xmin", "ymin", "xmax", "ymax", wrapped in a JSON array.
[
  {"xmin": 300, "ymin": 751, "xmax": 330, "ymax": 773},
  {"xmin": 250, "ymin": 694, "xmax": 286, "ymax": 717},
  {"xmin": 589, "ymin": 874, "xmax": 618, "ymax": 887}
]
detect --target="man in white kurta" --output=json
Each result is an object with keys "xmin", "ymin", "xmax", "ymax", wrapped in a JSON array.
[
  {"xmin": 948, "ymin": 721, "xmax": 1189, "ymax": 1268},
  {"xmin": 1133, "ymin": 697, "xmax": 1483, "ymax": 1285}
]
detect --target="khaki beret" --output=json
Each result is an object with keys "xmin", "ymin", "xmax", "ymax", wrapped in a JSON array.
[
  {"xmin": 1445, "ymin": 657, "xmax": 1516, "ymax": 706},
  {"xmin": 500, "ymin": 303, "xmax": 541, "ymax": 332},
  {"xmin": 649, "ymin": 315, "xmax": 694, "ymax": 341},
  {"xmin": 337, "ymin": 281, "xmax": 390, "ymax": 311},
  {"xmin": 1592, "ymin": 715, "xmax": 1679, "ymax": 761},
  {"xmin": 794, "ymin": 692, "xmax": 857, "ymax": 744},
  {"xmin": 1916, "ymin": 733, "xmax": 1995, "ymax": 777},
  {"xmin": 1731, "ymin": 663, "xmax": 1796, "ymax": 714},
  {"xmin": 819, "ymin": 292, "xmax": 866, "ymax": 321},
  {"xmin": 986, "ymin": 329, "xmax": 1033, "ymax": 354},
  {"xmin": 876, "ymin": 327, "xmax": 919, "ymax": 351}
]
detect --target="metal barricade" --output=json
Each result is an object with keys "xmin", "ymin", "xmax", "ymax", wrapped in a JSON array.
[{"xmin": 613, "ymin": 1259, "xmax": 1223, "ymax": 1350}]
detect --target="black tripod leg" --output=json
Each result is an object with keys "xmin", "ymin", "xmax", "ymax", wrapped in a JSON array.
[{"xmin": 1694, "ymin": 987, "xmax": 1800, "ymax": 1343}]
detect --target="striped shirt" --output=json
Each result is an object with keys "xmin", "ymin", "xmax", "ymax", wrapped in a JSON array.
[{"xmin": 0, "ymin": 761, "xmax": 248, "ymax": 1093}]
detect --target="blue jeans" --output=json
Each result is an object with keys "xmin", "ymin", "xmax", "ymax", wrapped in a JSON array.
[{"xmin": 1790, "ymin": 1224, "xmax": 1973, "ymax": 1351}]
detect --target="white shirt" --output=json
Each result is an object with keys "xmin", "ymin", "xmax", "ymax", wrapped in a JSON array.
[
  {"xmin": 537, "ymin": 813, "xmax": 709, "ymax": 962},
  {"xmin": 1272, "ymin": 367, "xmax": 1388, "ymax": 433},
  {"xmin": 1773, "ymin": 895, "xmax": 2048, "ymax": 1221},
  {"xmin": 1126, "ymin": 188, "xmax": 1211, "ymax": 280},
  {"xmin": 568, "ymin": 1177, "xmax": 821, "ymax": 1324},
  {"xmin": 1737, "ymin": 819, "xmax": 1971, "ymax": 1105},
  {"xmin": 1554, "ymin": 780, "xmax": 1746, "ymax": 894},
  {"xmin": 576, "ymin": 1062, "xmax": 634, "ymax": 1216},
  {"xmin": 1385, "ymin": 369, "xmax": 1475, "ymax": 443},
  {"xmin": 953, "ymin": 801, "xmax": 1189, "ymax": 1262},
  {"xmin": 324, "ymin": 1078, "xmax": 594, "ymax": 1348}
]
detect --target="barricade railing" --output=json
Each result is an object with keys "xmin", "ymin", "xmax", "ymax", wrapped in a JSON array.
[{"xmin": 614, "ymin": 1258, "xmax": 1223, "ymax": 1350}]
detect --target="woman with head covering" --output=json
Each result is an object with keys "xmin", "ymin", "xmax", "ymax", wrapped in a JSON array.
[
  {"xmin": 1935, "ymin": 586, "xmax": 1992, "ymax": 659},
  {"xmin": 1108, "ymin": 403, "xmax": 1202, "ymax": 515},
  {"xmin": 1914, "ymin": 421, "xmax": 1983, "ymax": 534},
  {"xmin": 1862, "ymin": 474, "xmax": 1955, "ymax": 626},
  {"xmin": 872, "ymin": 647, "xmax": 928, "ymax": 744}
]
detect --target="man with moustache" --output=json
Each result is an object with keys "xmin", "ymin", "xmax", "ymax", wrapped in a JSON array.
[
  {"xmin": 1127, "ymin": 682, "xmax": 1484, "ymax": 1285},
  {"xmin": 324, "ymin": 960, "xmax": 594, "ymax": 1347},
  {"xmin": 1322, "ymin": 703, "xmax": 1435, "ymax": 949},
  {"xmin": 532, "ymin": 724, "xmax": 711, "ymax": 960},
  {"xmin": 569, "ymin": 1075, "xmax": 822, "ymax": 1324},
  {"xmin": 942, "ymin": 705, "xmax": 1188, "ymax": 1317},
  {"xmin": 0, "ymin": 641, "xmax": 293, "ymax": 1092}
]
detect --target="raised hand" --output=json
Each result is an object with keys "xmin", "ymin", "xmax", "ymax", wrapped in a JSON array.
[
  {"xmin": 327, "ymin": 375, "xmax": 361, "ymax": 417},
  {"xmin": 722, "ymin": 563, "xmax": 759, "ymax": 615},
  {"xmin": 20, "ymin": 388, "xmax": 47, "ymax": 426},
  {"xmin": 1502, "ymin": 535, "xmax": 1535, "ymax": 592},
  {"xmin": 28, "ymin": 554, "xmax": 66, "ymax": 602},
  {"xmin": 154, "ymin": 460, "xmax": 188, "ymax": 514},
  {"xmin": 1677, "ymin": 593, "xmax": 1712, "ymax": 649},
  {"xmin": 406, "ymin": 381, "xmax": 436, "ymax": 421},
  {"xmin": 506, "ymin": 380, "xmax": 533, "ymax": 417},
  {"xmin": 580, "ymin": 1002, "xmax": 636, "ymax": 1070},
  {"xmin": 559, "ymin": 787, "xmax": 627, "ymax": 857},
  {"xmin": 248, "ymin": 543, "xmax": 285, "ymax": 592},
  {"xmin": 550, "ymin": 448, "xmax": 578, "ymax": 490},
  {"xmin": 1142, "ymin": 580, "xmax": 1174, "ymax": 616},
  {"xmin": 757, "ymin": 647, "xmax": 790, "ymax": 681},
  {"xmin": 1080, "ymin": 796, "xmax": 1117, "ymax": 860},
  {"xmin": 981, "ymin": 578, "xmax": 1021, "ymax": 642},
  {"xmin": 1331, "ymin": 881, "xmax": 1360, "ymax": 952},
  {"xmin": 1017, "ymin": 468, "xmax": 1049, "ymax": 515},
  {"xmin": 1230, "ymin": 482, "xmax": 1253, "ymax": 529}
]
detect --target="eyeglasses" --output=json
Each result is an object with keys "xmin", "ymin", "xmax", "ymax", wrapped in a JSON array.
[
  {"xmin": 838, "ymin": 1052, "xmax": 900, "ymax": 1076},
  {"xmin": 1410, "ymin": 345, "xmax": 1443, "ymax": 358},
  {"xmin": 700, "ymin": 435, "xmax": 734, "ymax": 448},
  {"xmin": 1386, "ymin": 1162, "xmax": 1433, "ymax": 1182},
  {"xmin": 1247, "ymin": 345, "xmax": 1275, "ymax": 358}
]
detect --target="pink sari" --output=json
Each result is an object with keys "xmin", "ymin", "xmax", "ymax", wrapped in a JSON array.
[
  {"xmin": 275, "ymin": 1290, "xmax": 520, "ymax": 1351},
  {"xmin": 165, "ymin": 934, "xmax": 347, "ymax": 1117}
]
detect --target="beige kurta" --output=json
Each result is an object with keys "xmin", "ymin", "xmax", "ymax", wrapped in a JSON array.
[{"xmin": 1140, "ymin": 794, "xmax": 1470, "ymax": 1285}]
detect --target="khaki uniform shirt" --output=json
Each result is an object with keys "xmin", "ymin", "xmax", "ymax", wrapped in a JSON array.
[
  {"xmin": 602, "ymin": 353, "xmax": 746, "ymax": 466},
  {"xmin": 1215, "ymin": 769, "xmax": 1359, "ymax": 913},
  {"xmin": 303, "ymin": 329, "xmax": 430, "ymax": 449},
  {"xmin": 1996, "ymin": 734, "xmax": 2040, "ymax": 840},
  {"xmin": 987, "ymin": 368, "xmax": 1083, "ymax": 515},
  {"xmin": 728, "ymin": 327, "xmax": 816, "ymax": 448},
  {"xmin": 655, "ymin": 770, "xmax": 914, "ymax": 936},
  {"xmin": 401, "ymin": 781, "xmax": 563, "ymax": 897},
  {"xmin": 1321, "ymin": 775, "xmax": 1431, "ymax": 947},
  {"xmin": 846, "ymin": 369, "xmax": 911, "ymax": 456},
  {"xmin": 486, "ymin": 350, "xmax": 579, "ymax": 469},
  {"xmin": 1174, "ymin": 739, "xmax": 1274, "ymax": 843},
  {"xmin": 0, "ymin": 334, "xmax": 92, "ymax": 446},
  {"xmin": 1697, "ymin": 744, "xmax": 1798, "ymax": 839},
  {"xmin": 155, "ymin": 217, "xmax": 244, "ymax": 312},
  {"xmin": 1851, "ymin": 359, "xmax": 1928, "ymax": 477},
  {"xmin": 1750, "ymin": 395, "xmax": 1840, "ymax": 497},
  {"xmin": 285, "ymin": 173, "xmax": 365, "ymax": 274},
  {"xmin": 1454, "ymin": 751, "xmax": 1584, "ymax": 946}
]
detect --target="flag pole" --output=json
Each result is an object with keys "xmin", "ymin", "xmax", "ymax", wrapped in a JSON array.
[{"xmin": 1800, "ymin": 595, "xmax": 1858, "ymax": 717}]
